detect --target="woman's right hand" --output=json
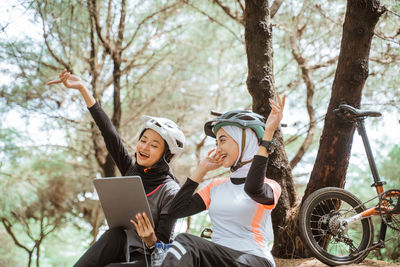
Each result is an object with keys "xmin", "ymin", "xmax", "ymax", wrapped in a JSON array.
[
  {"xmin": 191, "ymin": 149, "xmax": 223, "ymax": 183},
  {"xmin": 199, "ymin": 149, "xmax": 223, "ymax": 172},
  {"xmin": 46, "ymin": 70, "xmax": 86, "ymax": 91}
]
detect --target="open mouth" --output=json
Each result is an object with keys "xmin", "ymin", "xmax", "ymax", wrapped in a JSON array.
[{"xmin": 138, "ymin": 151, "xmax": 150, "ymax": 159}]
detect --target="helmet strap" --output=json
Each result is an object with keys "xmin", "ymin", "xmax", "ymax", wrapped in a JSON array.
[{"xmin": 230, "ymin": 128, "xmax": 253, "ymax": 172}]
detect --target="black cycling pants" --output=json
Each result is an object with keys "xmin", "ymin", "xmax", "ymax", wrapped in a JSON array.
[
  {"xmin": 74, "ymin": 227, "xmax": 150, "ymax": 267},
  {"xmin": 160, "ymin": 233, "xmax": 274, "ymax": 267}
]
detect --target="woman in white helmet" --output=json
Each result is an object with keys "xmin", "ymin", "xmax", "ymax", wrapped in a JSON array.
[{"xmin": 47, "ymin": 70, "xmax": 185, "ymax": 267}]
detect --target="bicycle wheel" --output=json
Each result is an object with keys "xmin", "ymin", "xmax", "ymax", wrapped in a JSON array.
[{"xmin": 299, "ymin": 187, "xmax": 373, "ymax": 266}]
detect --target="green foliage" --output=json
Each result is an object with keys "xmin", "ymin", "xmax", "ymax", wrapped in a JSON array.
[
  {"xmin": 0, "ymin": 124, "xmax": 94, "ymax": 265},
  {"xmin": 0, "ymin": 0, "xmax": 399, "ymax": 264},
  {"xmin": 0, "ymin": 228, "xmax": 25, "ymax": 267},
  {"xmin": 40, "ymin": 220, "xmax": 92, "ymax": 266},
  {"xmin": 379, "ymin": 145, "xmax": 400, "ymax": 188}
]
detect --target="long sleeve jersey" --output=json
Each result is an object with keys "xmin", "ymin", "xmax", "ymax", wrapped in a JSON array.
[
  {"xmin": 167, "ymin": 155, "xmax": 281, "ymax": 260},
  {"xmin": 88, "ymin": 102, "xmax": 180, "ymax": 251}
]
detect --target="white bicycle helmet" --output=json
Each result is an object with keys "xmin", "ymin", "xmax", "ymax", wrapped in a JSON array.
[{"xmin": 141, "ymin": 115, "xmax": 185, "ymax": 162}]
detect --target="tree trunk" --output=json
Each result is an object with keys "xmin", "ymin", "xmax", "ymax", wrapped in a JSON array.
[
  {"xmin": 36, "ymin": 242, "xmax": 40, "ymax": 267},
  {"xmin": 244, "ymin": 0, "xmax": 300, "ymax": 257},
  {"xmin": 303, "ymin": 0, "xmax": 385, "ymax": 200},
  {"xmin": 87, "ymin": 0, "xmax": 127, "ymax": 178},
  {"xmin": 28, "ymin": 252, "xmax": 32, "ymax": 267}
]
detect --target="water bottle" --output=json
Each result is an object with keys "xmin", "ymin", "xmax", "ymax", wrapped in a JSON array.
[
  {"xmin": 151, "ymin": 242, "xmax": 164, "ymax": 267},
  {"xmin": 162, "ymin": 243, "xmax": 171, "ymax": 261}
]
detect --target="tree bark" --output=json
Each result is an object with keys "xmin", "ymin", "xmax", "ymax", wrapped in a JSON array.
[
  {"xmin": 244, "ymin": 0, "xmax": 299, "ymax": 257},
  {"xmin": 87, "ymin": 0, "xmax": 127, "ymax": 178},
  {"xmin": 303, "ymin": 0, "xmax": 386, "ymax": 200}
]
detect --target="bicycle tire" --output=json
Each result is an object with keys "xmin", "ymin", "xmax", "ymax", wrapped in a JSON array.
[{"xmin": 299, "ymin": 187, "xmax": 373, "ymax": 266}]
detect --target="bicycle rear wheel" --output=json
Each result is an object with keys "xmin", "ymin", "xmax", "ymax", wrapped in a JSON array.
[{"xmin": 299, "ymin": 187, "xmax": 373, "ymax": 266}]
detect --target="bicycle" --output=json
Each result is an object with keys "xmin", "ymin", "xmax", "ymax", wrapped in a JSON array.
[{"xmin": 298, "ymin": 104, "xmax": 400, "ymax": 266}]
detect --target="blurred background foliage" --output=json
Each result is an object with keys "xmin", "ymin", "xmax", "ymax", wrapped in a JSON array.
[{"xmin": 0, "ymin": 0, "xmax": 398, "ymax": 265}]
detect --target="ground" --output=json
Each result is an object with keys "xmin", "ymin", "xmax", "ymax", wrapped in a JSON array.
[{"xmin": 275, "ymin": 258, "xmax": 400, "ymax": 267}]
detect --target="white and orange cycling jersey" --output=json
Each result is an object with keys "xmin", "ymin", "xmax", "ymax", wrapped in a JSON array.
[{"xmin": 198, "ymin": 177, "xmax": 281, "ymax": 261}]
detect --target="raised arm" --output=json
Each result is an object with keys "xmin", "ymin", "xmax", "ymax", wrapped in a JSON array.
[
  {"xmin": 167, "ymin": 148, "xmax": 225, "ymax": 218},
  {"xmin": 244, "ymin": 93, "xmax": 285, "ymax": 205},
  {"xmin": 47, "ymin": 70, "xmax": 133, "ymax": 174},
  {"xmin": 167, "ymin": 178, "xmax": 206, "ymax": 218}
]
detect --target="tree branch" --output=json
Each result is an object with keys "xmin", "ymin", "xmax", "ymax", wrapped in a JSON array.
[
  {"xmin": 36, "ymin": 0, "xmax": 71, "ymax": 71},
  {"xmin": 115, "ymin": 0, "xmax": 126, "ymax": 51},
  {"xmin": 308, "ymin": 57, "xmax": 338, "ymax": 70},
  {"xmin": 1, "ymin": 217, "xmax": 32, "ymax": 253},
  {"xmin": 270, "ymin": 0, "xmax": 285, "ymax": 19},
  {"xmin": 213, "ymin": 0, "xmax": 244, "ymax": 25},
  {"xmin": 88, "ymin": 0, "xmax": 114, "ymax": 55},
  {"xmin": 236, "ymin": 0, "xmax": 244, "ymax": 13},
  {"xmin": 184, "ymin": 1, "xmax": 243, "ymax": 43},
  {"xmin": 288, "ymin": 5, "xmax": 316, "ymax": 169},
  {"xmin": 122, "ymin": 3, "xmax": 179, "ymax": 51}
]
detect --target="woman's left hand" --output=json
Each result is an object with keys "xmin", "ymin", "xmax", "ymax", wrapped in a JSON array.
[
  {"xmin": 131, "ymin": 212, "xmax": 157, "ymax": 247},
  {"xmin": 264, "ymin": 93, "xmax": 286, "ymax": 138}
]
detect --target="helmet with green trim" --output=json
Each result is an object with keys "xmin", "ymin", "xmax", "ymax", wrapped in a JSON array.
[{"xmin": 204, "ymin": 110, "xmax": 266, "ymax": 142}]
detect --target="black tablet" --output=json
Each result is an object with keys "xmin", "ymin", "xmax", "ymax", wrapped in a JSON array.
[{"xmin": 93, "ymin": 176, "xmax": 154, "ymax": 229}]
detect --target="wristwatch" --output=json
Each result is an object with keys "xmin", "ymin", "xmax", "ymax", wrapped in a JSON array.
[{"xmin": 260, "ymin": 139, "xmax": 276, "ymax": 154}]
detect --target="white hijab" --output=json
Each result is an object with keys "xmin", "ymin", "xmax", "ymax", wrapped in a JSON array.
[{"xmin": 221, "ymin": 126, "xmax": 259, "ymax": 178}]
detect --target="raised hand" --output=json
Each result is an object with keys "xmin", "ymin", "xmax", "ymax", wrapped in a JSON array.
[
  {"xmin": 191, "ymin": 149, "xmax": 224, "ymax": 183},
  {"xmin": 46, "ymin": 70, "xmax": 85, "ymax": 90},
  {"xmin": 198, "ymin": 149, "xmax": 224, "ymax": 173},
  {"xmin": 265, "ymin": 93, "xmax": 286, "ymax": 134},
  {"xmin": 130, "ymin": 212, "xmax": 157, "ymax": 247}
]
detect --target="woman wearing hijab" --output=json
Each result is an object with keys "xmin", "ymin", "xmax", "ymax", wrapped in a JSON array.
[
  {"xmin": 159, "ymin": 94, "xmax": 285, "ymax": 267},
  {"xmin": 47, "ymin": 70, "xmax": 185, "ymax": 267}
]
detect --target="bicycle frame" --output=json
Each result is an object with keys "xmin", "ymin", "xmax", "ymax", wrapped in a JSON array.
[
  {"xmin": 343, "ymin": 117, "xmax": 392, "ymax": 249},
  {"xmin": 356, "ymin": 119, "xmax": 386, "ymax": 193}
]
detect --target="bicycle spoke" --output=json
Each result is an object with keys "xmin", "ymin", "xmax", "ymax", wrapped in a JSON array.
[
  {"xmin": 379, "ymin": 189, "xmax": 400, "ymax": 232},
  {"xmin": 299, "ymin": 188, "xmax": 373, "ymax": 266}
]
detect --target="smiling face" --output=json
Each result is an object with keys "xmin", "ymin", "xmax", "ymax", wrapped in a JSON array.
[
  {"xmin": 136, "ymin": 129, "xmax": 166, "ymax": 168},
  {"xmin": 215, "ymin": 128, "xmax": 239, "ymax": 168}
]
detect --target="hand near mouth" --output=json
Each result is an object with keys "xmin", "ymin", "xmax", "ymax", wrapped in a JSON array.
[
  {"xmin": 191, "ymin": 149, "xmax": 224, "ymax": 183},
  {"xmin": 203, "ymin": 149, "xmax": 224, "ymax": 170}
]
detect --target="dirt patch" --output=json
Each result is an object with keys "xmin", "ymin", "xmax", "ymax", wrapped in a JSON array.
[{"xmin": 275, "ymin": 258, "xmax": 400, "ymax": 267}]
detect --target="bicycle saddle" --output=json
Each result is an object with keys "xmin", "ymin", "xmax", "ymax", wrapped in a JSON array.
[{"xmin": 334, "ymin": 104, "xmax": 382, "ymax": 119}]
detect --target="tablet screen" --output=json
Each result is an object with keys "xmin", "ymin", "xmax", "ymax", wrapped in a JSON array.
[{"xmin": 93, "ymin": 176, "xmax": 154, "ymax": 229}]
